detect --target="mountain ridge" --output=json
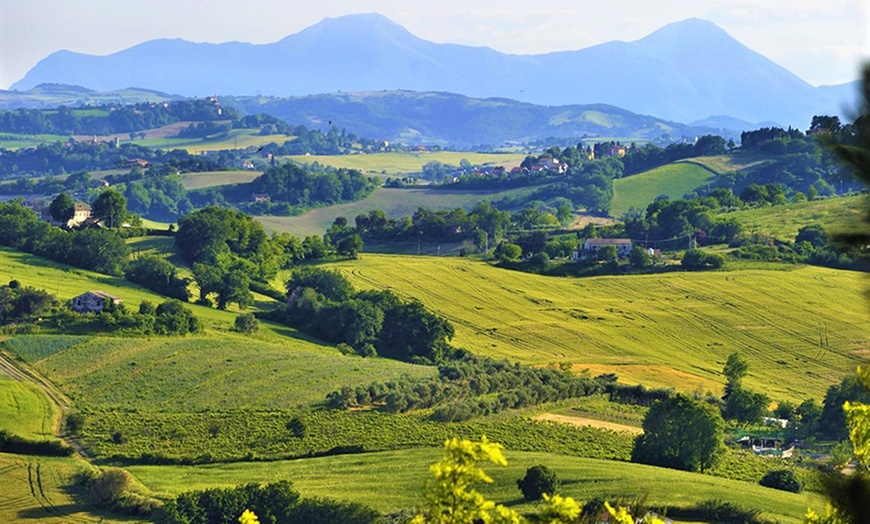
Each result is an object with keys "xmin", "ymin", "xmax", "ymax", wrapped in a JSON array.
[{"xmin": 12, "ymin": 14, "xmax": 857, "ymax": 127}]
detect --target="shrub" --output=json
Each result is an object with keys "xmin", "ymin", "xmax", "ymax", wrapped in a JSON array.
[
  {"xmin": 84, "ymin": 467, "xmax": 133, "ymax": 508},
  {"xmin": 65, "ymin": 412, "xmax": 85, "ymax": 434},
  {"xmin": 759, "ymin": 469, "xmax": 803, "ymax": 493},
  {"xmin": 234, "ymin": 312, "xmax": 259, "ymax": 333},
  {"xmin": 516, "ymin": 464, "xmax": 557, "ymax": 501}
]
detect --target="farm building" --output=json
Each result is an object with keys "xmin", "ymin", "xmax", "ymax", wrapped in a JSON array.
[
  {"xmin": 583, "ymin": 238, "xmax": 633, "ymax": 258},
  {"xmin": 71, "ymin": 291, "xmax": 122, "ymax": 313}
]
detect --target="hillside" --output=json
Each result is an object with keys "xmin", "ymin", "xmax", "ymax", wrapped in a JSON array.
[
  {"xmin": 12, "ymin": 15, "xmax": 854, "ymax": 126},
  {"xmin": 727, "ymin": 194, "xmax": 868, "ymax": 240},
  {"xmin": 128, "ymin": 448, "xmax": 823, "ymax": 522},
  {"xmin": 321, "ymin": 254, "xmax": 869, "ymax": 401},
  {"xmin": 225, "ymin": 92, "xmax": 728, "ymax": 146},
  {"xmin": 611, "ymin": 160, "xmax": 719, "ymax": 217}
]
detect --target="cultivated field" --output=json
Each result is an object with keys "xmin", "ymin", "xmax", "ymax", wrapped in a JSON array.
[
  {"xmin": 611, "ymin": 160, "xmax": 718, "ymax": 217},
  {"xmin": 128, "ymin": 447, "xmax": 823, "ymax": 522},
  {"xmin": 179, "ymin": 170, "xmax": 262, "ymax": 190},
  {"xmin": 727, "ymin": 194, "xmax": 867, "ymax": 240},
  {"xmin": 285, "ymin": 151, "xmax": 525, "ymax": 175},
  {"xmin": 321, "ymin": 254, "xmax": 870, "ymax": 401},
  {"xmin": 6, "ymin": 334, "xmax": 435, "ymax": 412}
]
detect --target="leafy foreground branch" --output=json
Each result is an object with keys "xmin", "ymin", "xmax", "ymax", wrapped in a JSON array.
[{"xmin": 410, "ymin": 435, "xmax": 665, "ymax": 524}]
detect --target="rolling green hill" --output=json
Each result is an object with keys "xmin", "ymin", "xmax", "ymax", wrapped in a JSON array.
[
  {"xmin": 5, "ymin": 334, "xmax": 434, "ymax": 412},
  {"xmin": 320, "ymin": 254, "xmax": 869, "ymax": 401},
  {"xmin": 128, "ymin": 447, "xmax": 823, "ymax": 522},
  {"xmin": 611, "ymin": 160, "xmax": 718, "ymax": 217},
  {"xmin": 727, "ymin": 195, "xmax": 868, "ymax": 240}
]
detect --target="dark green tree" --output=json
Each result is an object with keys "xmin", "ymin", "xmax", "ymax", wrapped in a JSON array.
[
  {"xmin": 629, "ymin": 245, "xmax": 652, "ymax": 268},
  {"xmin": 760, "ymin": 469, "xmax": 802, "ymax": 493},
  {"xmin": 336, "ymin": 234, "xmax": 363, "ymax": 259},
  {"xmin": 631, "ymin": 394, "xmax": 726, "ymax": 472},
  {"xmin": 49, "ymin": 192, "xmax": 75, "ymax": 224},
  {"xmin": 91, "ymin": 188, "xmax": 128, "ymax": 227},
  {"xmin": 597, "ymin": 244, "xmax": 618, "ymax": 263},
  {"xmin": 516, "ymin": 465, "xmax": 557, "ymax": 501}
]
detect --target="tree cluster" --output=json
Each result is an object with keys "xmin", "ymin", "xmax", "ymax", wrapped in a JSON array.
[
  {"xmin": 244, "ymin": 162, "xmax": 377, "ymax": 212},
  {"xmin": 624, "ymin": 192, "xmax": 744, "ymax": 247},
  {"xmin": 125, "ymin": 256, "xmax": 192, "ymax": 301},
  {"xmin": 155, "ymin": 480, "xmax": 378, "ymax": 524},
  {"xmin": 0, "ymin": 201, "xmax": 130, "ymax": 275},
  {"xmin": 348, "ymin": 201, "xmax": 510, "ymax": 247},
  {"xmin": 0, "ymin": 280, "xmax": 59, "ymax": 325},
  {"xmin": 0, "ymin": 99, "xmax": 235, "ymax": 136},
  {"xmin": 273, "ymin": 267, "xmax": 454, "ymax": 364},
  {"xmin": 326, "ymin": 353, "xmax": 605, "ymax": 421},
  {"xmin": 0, "ymin": 141, "xmax": 228, "ymax": 180},
  {"xmin": 88, "ymin": 299, "xmax": 201, "ymax": 336}
]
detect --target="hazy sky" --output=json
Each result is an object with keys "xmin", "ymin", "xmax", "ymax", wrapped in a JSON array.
[{"xmin": 1, "ymin": 0, "xmax": 868, "ymax": 89}]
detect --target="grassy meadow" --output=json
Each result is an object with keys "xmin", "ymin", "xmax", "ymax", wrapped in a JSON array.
[
  {"xmin": 611, "ymin": 160, "xmax": 718, "ymax": 217},
  {"xmin": 727, "ymin": 194, "xmax": 868, "ymax": 240},
  {"xmin": 319, "ymin": 254, "xmax": 869, "ymax": 401},
  {"xmin": 128, "ymin": 447, "xmax": 823, "ymax": 523},
  {"xmin": 5, "ymin": 334, "xmax": 434, "ymax": 412},
  {"xmin": 0, "ymin": 378, "xmax": 59, "ymax": 440}
]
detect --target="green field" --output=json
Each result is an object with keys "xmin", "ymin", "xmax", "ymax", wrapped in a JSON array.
[
  {"xmin": 611, "ymin": 160, "xmax": 719, "ymax": 217},
  {"xmin": 128, "ymin": 447, "xmax": 823, "ymax": 522},
  {"xmin": 5, "ymin": 334, "xmax": 434, "ymax": 412},
  {"xmin": 179, "ymin": 170, "xmax": 262, "ymax": 190},
  {"xmin": 0, "ymin": 453, "xmax": 129, "ymax": 524},
  {"xmin": 0, "ymin": 378, "xmax": 58, "ymax": 440},
  {"xmin": 320, "ymin": 254, "xmax": 869, "ymax": 401},
  {"xmin": 256, "ymin": 186, "xmax": 535, "ymax": 237},
  {"xmin": 0, "ymin": 133, "xmax": 71, "ymax": 149},
  {"xmin": 286, "ymin": 151, "xmax": 525, "ymax": 175},
  {"xmin": 728, "ymin": 195, "xmax": 868, "ymax": 240}
]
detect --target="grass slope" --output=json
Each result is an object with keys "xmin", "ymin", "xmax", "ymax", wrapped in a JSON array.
[
  {"xmin": 128, "ymin": 447, "xmax": 823, "ymax": 523},
  {"xmin": 728, "ymin": 195, "xmax": 868, "ymax": 241},
  {"xmin": 0, "ymin": 453, "xmax": 129, "ymax": 524},
  {"xmin": 0, "ymin": 378, "xmax": 58, "ymax": 440},
  {"xmin": 4, "ymin": 334, "xmax": 434, "ymax": 412},
  {"xmin": 321, "ymin": 255, "xmax": 869, "ymax": 401},
  {"xmin": 611, "ymin": 160, "xmax": 718, "ymax": 217}
]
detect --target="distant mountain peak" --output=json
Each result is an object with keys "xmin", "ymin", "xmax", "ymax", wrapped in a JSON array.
[
  {"xmin": 638, "ymin": 17, "xmax": 732, "ymax": 44},
  {"xmin": 285, "ymin": 12, "xmax": 416, "ymax": 43}
]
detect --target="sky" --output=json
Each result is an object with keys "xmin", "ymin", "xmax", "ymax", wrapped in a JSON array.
[{"xmin": 1, "ymin": 0, "xmax": 868, "ymax": 90}]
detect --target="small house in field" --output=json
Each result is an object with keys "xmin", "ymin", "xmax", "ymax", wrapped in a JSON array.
[
  {"xmin": 71, "ymin": 291, "xmax": 122, "ymax": 313},
  {"xmin": 583, "ymin": 238, "xmax": 633, "ymax": 258}
]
